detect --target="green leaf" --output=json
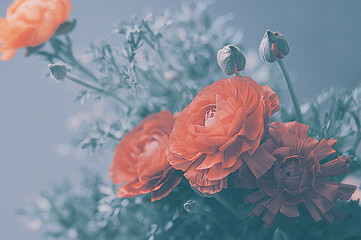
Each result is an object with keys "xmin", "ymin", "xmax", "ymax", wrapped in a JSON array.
[
  {"xmin": 25, "ymin": 43, "xmax": 45, "ymax": 57},
  {"xmin": 55, "ymin": 19, "xmax": 77, "ymax": 35}
]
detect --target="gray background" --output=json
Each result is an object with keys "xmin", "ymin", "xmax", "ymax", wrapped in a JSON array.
[{"xmin": 1, "ymin": 0, "xmax": 360, "ymax": 239}]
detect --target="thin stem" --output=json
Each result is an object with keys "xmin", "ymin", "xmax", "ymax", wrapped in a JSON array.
[
  {"xmin": 351, "ymin": 131, "xmax": 361, "ymax": 156},
  {"xmin": 65, "ymin": 73, "xmax": 129, "ymax": 107},
  {"xmin": 66, "ymin": 57, "xmax": 99, "ymax": 84},
  {"xmin": 350, "ymin": 112, "xmax": 361, "ymax": 156},
  {"xmin": 197, "ymin": 210, "xmax": 235, "ymax": 240},
  {"xmin": 213, "ymin": 193, "xmax": 242, "ymax": 221},
  {"xmin": 55, "ymin": 52, "xmax": 99, "ymax": 85},
  {"xmin": 72, "ymin": 61, "xmax": 99, "ymax": 83},
  {"xmin": 276, "ymin": 59, "xmax": 303, "ymax": 122}
]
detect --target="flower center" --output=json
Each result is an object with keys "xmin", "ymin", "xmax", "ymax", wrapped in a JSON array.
[
  {"xmin": 282, "ymin": 157, "xmax": 299, "ymax": 177},
  {"xmin": 144, "ymin": 139, "xmax": 160, "ymax": 153},
  {"xmin": 204, "ymin": 105, "xmax": 216, "ymax": 127},
  {"xmin": 139, "ymin": 133, "xmax": 162, "ymax": 160},
  {"xmin": 280, "ymin": 156, "xmax": 303, "ymax": 191}
]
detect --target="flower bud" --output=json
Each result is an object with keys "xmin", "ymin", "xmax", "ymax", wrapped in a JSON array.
[
  {"xmin": 183, "ymin": 200, "xmax": 200, "ymax": 213},
  {"xmin": 259, "ymin": 30, "xmax": 290, "ymax": 63},
  {"xmin": 217, "ymin": 45, "xmax": 246, "ymax": 75},
  {"xmin": 48, "ymin": 62, "xmax": 68, "ymax": 81}
]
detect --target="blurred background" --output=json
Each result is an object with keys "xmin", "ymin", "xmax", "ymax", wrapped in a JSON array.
[{"xmin": 0, "ymin": 0, "xmax": 360, "ymax": 239}]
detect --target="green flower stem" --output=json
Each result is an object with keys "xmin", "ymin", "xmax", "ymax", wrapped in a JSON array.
[
  {"xmin": 350, "ymin": 112, "xmax": 361, "ymax": 156},
  {"xmin": 276, "ymin": 59, "xmax": 303, "ymax": 122},
  {"xmin": 213, "ymin": 193, "xmax": 242, "ymax": 221},
  {"xmin": 197, "ymin": 210, "xmax": 234, "ymax": 239},
  {"xmin": 65, "ymin": 73, "xmax": 129, "ymax": 107},
  {"xmin": 55, "ymin": 51, "xmax": 99, "ymax": 84},
  {"xmin": 72, "ymin": 61, "xmax": 99, "ymax": 83},
  {"xmin": 63, "ymin": 43, "xmax": 98, "ymax": 83},
  {"xmin": 351, "ymin": 131, "xmax": 361, "ymax": 156}
]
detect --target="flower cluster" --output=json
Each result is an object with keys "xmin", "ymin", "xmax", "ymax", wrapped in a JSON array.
[
  {"xmin": 109, "ymin": 70, "xmax": 356, "ymax": 227},
  {"xmin": 4, "ymin": 0, "xmax": 358, "ymax": 236},
  {"xmin": 110, "ymin": 75, "xmax": 280, "ymax": 197},
  {"xmin": 110, "ymin": 39, "xmax": 356, "ymax": 227}
]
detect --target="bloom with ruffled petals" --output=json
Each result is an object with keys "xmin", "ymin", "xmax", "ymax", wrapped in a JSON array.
[
  {"xmin": 110, "ymin": 111, "xmax": 182, "ymax": 202},
  {"xmin": 235, "ymin": 121, "xmax": 356, "ymax": 227},
  {"xmin": 0, "ymin": 0, "xmax": 72, "ymax": 61},
  {"xmin": 168, "ymin": 76, "xmax": 280, "ymax": 194}
]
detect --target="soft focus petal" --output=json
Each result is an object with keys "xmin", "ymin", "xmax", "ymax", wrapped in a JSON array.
[
  {"xmin": 0, "ymin": 0, "xmax": 72, "ymax": 61},
  {"xmin": 110, "ymin": 111, "xmax": 180, "ymax": 201}
]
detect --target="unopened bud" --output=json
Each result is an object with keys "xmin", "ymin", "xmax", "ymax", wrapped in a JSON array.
[
  {"xmin": 259, "ymin": 30, "xmax": 290, "ymax": 63},
  {"xmin": 217, "ymin": 45, "xmax": 246, "ymax": 75},
  {"xmin": 48, "ymin": 62, "xmax": 68, "ymax": 81},
  {"xmin": 184, "ymin": 200, "xmax": 200, "ymax": 213}
]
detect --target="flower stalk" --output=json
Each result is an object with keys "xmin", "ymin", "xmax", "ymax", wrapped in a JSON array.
[
  {"xmin": 184, "ymin": 200, "xmax": 234, "ymax": 239},
  {"xmin": 351, "ymin": 131, "xmax": 361, "ymax": 156},
  {"xmin": 350, "ymin": 112, "xmax": 361, "ymax": 156},
  {"xmin": 212, "ymin": 193, "xmax": 242, "ymax": 221},
  {"xmin": 48, "ymin": 63, "xmax": 129, "ymax": 107},
  {"xmin": 65, "ymin": 73, "xmax": 129, "ymax": 107},
  {"xmin": 198, "ymin": 211, "xmax": 235, "ymax": 240},
  {"xmin": 276, "ymin": 59, "xmax": 303, "ymax": 122}
]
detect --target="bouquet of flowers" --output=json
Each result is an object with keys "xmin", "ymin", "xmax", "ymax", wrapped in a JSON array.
[{"xmin": 2, "ymin": 0, "xmax": 361, "ymax": 239}]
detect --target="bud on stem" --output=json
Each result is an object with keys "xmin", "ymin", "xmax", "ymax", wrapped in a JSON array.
[
  {"xmin": 259, "ymin": 30, "xmax": 302, "ymax": 122},
  {"xmin": 259, "ymin": 30, "xmax": 290, "ymax": 63},
  {"xmin": 48, "ymin": 62, "xmax": 129, "ymax": 107},
  {"xmin": 217, "ymin": 45, "xmax": 246, "ymax": 76},
  {"xmin": 48, "ymin": 62, "xmax": 68, "ymax": 81}
]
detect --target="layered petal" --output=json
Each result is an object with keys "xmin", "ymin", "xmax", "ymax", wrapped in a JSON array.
[
  {"xmin": 0, "ymin": 0, "xmax": 72, "ymax": 60},
  {"xmin": 235, "ymin": 121, "xmax": 356, "ymax": 227},
  {"xmin": 110, "ymin": 111, "xmax": 181, "ymax": 201},
  {"xmin": 169, "ymin": 76, "xmax": 279, "ymax": 193}
]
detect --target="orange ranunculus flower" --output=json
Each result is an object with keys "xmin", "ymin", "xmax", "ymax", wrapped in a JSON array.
[
  {"xmin": 110, "ymin": 111, "xmax": 182, "ymax": 202},
  {"xmin": 0, "ymin": 0, "xmax": 72, "ymax": 61},
  {"xmin": 168, "ymin": 76, "xmax": 280, "ymax": 194},
  {"xmin": 235, "ymin": 121, "xmax": 356, "ymax": 227}
]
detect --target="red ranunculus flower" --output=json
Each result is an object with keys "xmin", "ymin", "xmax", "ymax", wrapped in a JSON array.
[
  {"xmin": 235, "ymin": 121, "xmax": 357, "ymax": 227},
  {"xmin": 0, "ymin": 0, "xmax": 72, "ymax": 61},
  {"xmin": 110, "ymin": 111, "xmax": 182, "ymax": 202},
  {"xmin": 168, "ymin": 76, "xmax": 280, "ymax": 194}
]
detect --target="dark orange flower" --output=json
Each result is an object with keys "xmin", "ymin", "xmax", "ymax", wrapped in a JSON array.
[
  {"xmin": 110, "ymin": 111, "xmax": 182, "ymax": 202},
  {"xmin": 235, "ymin": 121, "xmax": 357, "ymax": 227},
  {"xmin": 0, "ymin": 0, "xmax": 72, "ymax": 61},
  {"xmin": 168, "ymin": 76, "xmax": 280, "ymax": 194}
]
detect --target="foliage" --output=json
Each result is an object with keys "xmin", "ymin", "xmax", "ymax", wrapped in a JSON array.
[{"xmin": 19, "ymin": 0, "xmax": 361, "ymax": 239}]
